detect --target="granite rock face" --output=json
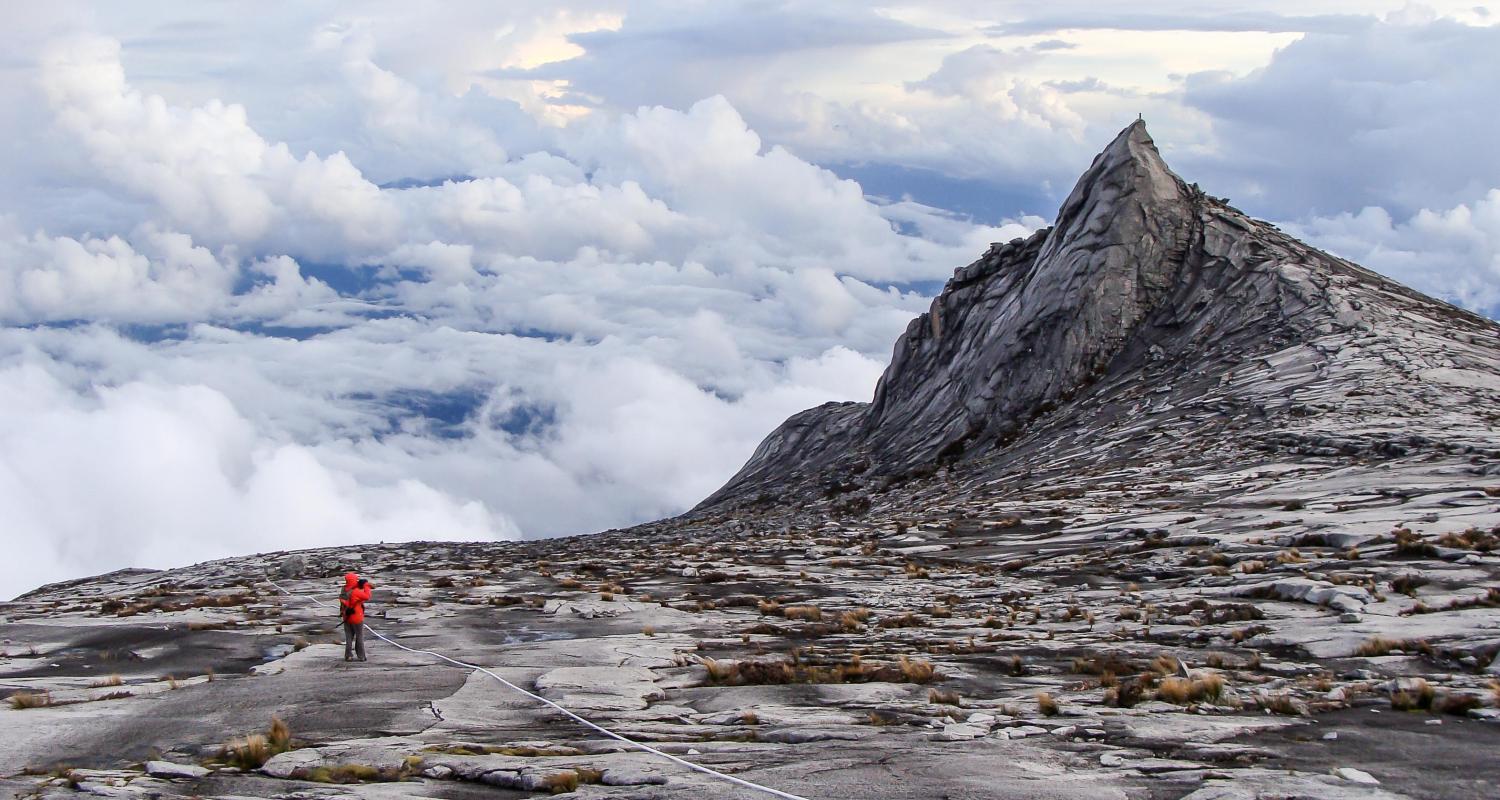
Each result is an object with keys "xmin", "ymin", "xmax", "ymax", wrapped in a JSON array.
[
  {"xmin": 3, "ymin": 122, "xmax": 1499, "ymax": 800},
  {"xmin": 700, "ymin": 121, "xmax": 1500, "ymax": 509}
]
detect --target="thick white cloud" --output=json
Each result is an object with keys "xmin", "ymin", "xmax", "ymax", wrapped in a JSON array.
[
  {"xmin": 1182, "ymin": 13, "xmax": 1500, "ymax": 218},
  {"xmin": 0, "ymin": 226, "xmax": 338, "ymax": 324},
  {"xmin": 1, "ymin": 2, "xmax": 1496, "ymax": 599},
  {"xmin": 0, "ymin": 359, "xmax": 503, "ymax": 597},
  {"xmin": 1287, "ymin": 190, "xmax": 1500, "ymax": 315},
  {"xmin": 40, "ymin": 35, "xmax": 399, "ymax": 256}
]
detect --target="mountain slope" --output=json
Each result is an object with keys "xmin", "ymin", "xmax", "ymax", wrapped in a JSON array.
[
  {"xmin": 700, "ymin": 121, "xmax": 1500, "ymax": 510},
  {"xmin": 4, "ymin": 122, "xmax": 1500, "ymax": 800}
]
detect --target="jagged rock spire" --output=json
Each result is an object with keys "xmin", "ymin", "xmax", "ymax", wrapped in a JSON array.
[
  {"xmin": 697, "ymin": 120, "xmax": 1500, "ymax": 511},
  {"xmin": 862, "ymin": 121, "xmax": 1197, "ymax": 467}
]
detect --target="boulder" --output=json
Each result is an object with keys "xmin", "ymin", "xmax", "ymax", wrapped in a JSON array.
[{"xmin": 144, "ymin": 760, "xmax": 209, "ymax": 780}]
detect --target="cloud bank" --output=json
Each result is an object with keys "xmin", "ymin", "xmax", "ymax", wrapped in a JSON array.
[{"xmin": 0, "ymin": 2, "xmax": 1495, "ymax": 598}]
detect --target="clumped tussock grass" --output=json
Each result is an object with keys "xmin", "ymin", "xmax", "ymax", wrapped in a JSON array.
[
  {"xmin": 928, "ymin": 688, "xmax": 961, "ymax": 706},
  {"xmin": 7, "ymin": 690, "xmax": 51, "ymax": 709},
  {"xmin": 898, "ymin": 656, "xmax": 935, "ymax": 684},
  {"xmin": 877, "ymin": 613, "xmax": 925, "ymax": 629},
  {"xmin": 1274, "ymin": 548, "xmax": 1305, "ymax": 564},
  {"xmin": 700, "ymin": 653, "xmax": 937, "ymax": 686},
  {"xmin": 303, "ymin": 764, "xmax": 396, "ymax": 784},
  {"xmin": 1255, "ymin": 693, "xmax": 1307, "ymax": 716},
  {"xmin": 540, "ymin": 770, "xmax": 581, "ymax": 794},
  {"xmin": 1103, "ymin": 681, "xmax": 1143, "ymax": 708},
  {"xmin": 1036, "ymin": 692, "xmax": 1059, "ymax": 716},
  {"xmin": 1390, "ymin": 679, "xmax": 1436, "ymax": 711},
  {"xmin": 1355, "ymin": 636, "xmax": 1432, "ymax": 657},
  {"xmin": 1393, "ymin": 528, "xmax": 1438, "ymax": 557},
  {"xmin": 223, "ymin": 734, "xmax": 271, "ymax": 769},
  {"xmin": 839, "ymin": 609, "xmax": 870, "ymax": 632},
  {"xmin": 222, "ymin": 716, "xmax": 294, "ymax": 769},
  {"xmin": 782, "ymin": 605, "xmax": 822, "ymax": 622},
  {"xmin": 1154, "ymin": 674, "xmax": 1226, "ymax": 704},
  {"xmin": 1433, "ymin": 692, "xmax": 1482, "ymax": 716},
  {"xmin": 1073, "ymin": 653, "xmax": 1137, "ymax": 676},
  {"xmin": 1437, "ymin": 528, "xmax": 1497, "ymax": 552},
  {"xmin": 89, "ymin": 674, "xmax": 124, "ymax": 688}
]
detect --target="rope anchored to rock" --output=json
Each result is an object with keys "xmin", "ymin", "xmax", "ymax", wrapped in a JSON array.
[{"xmin": 265, "ymin": 578, "xmax": 813, "ymax": 800}]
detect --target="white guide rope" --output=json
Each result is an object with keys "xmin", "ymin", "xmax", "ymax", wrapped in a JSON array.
[{"xmin": 265, "ymin": 579, "xmax": 813, "ymax": 800}]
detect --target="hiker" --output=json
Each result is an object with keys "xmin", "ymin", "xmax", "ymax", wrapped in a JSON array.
[{"xmin": 339, "ymin": 572, "xmax": 374, "ymax": 662}]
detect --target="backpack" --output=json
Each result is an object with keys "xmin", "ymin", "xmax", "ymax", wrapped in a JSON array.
[{"xmin": 338, "ymin": 587, "xmax": 353, "ymax": 621}]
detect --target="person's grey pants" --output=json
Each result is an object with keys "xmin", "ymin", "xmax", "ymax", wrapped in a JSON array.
[{"xmin": 343, "ymin": 621, "xmax": 366, "ymax": 661}]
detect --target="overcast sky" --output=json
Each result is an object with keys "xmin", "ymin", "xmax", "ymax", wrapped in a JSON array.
[{"xmin": 1, "ymin": 1, "xmax": 1497, "ymax": 598}]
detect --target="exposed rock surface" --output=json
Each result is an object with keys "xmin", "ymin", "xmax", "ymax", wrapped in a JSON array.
[
  {"xmin": 700, "ymin": 121, "xmax": 1499, "ymax": 509},
  {"xmin": 2, "ymin": 123, "xmax": 1498, "ymax": 799}
]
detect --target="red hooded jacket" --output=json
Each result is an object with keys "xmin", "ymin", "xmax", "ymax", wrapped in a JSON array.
[{"xmin": 340, "ymin": 572, "xmax": 373, "ymax": 625}]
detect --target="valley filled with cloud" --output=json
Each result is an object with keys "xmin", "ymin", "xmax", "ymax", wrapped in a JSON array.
[{"xmin": 1, "ymin": 1, "xmax": 1496, "ymax": 598}]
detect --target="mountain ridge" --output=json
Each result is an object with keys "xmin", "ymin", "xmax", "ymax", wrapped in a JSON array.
[
  {"xmin": 698, "ymin": 121, "xmax": 1500, "ymax": 512},
  {"xmin": 4, "ymin": 121, "xmax": 1500, "ymax": 800}
]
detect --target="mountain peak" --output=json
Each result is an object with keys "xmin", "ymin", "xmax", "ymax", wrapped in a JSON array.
[
  {"xmin": 1047, "ymin": 120, "xmax": 1185, "ymax": 248},
  {"xmin": 698, "ymin": 122, "xmax": 1500, "ymax": 512}
]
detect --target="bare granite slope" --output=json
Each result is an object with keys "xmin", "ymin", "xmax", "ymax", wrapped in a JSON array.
[
  {"xmin": 699, "ymin": 121, "xmax": 1500, "ymax": 510},
  {"xmin": 2, "ymin": 123, "xmax": 1499, "ymax": 800}
]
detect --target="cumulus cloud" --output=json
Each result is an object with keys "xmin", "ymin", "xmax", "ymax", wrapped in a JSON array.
[
  {"xmin": 3, "ymin": 27, "xmax": 1039, "ymax": 597},
  {"xmin": 1182, "ymin": 13, "xmax": 1500, "ymax": 218},
  {"xmin": 0, "ymin": 226, "xmax": 338, "ymax": 324},
  {"xmin": 3, "ymin": 2, "xmax": 1496, "ymax": 599},
  {"xmin": 0, "ymin": 358, "xmax": 504, "ymax": 598},
  {"xmin": 40, "ymin": 35, "xmax": 399, "ymax": 256},
  {"xmin": 1286, "ymin": 190, "xmax": 1500, "ymax": 315}
]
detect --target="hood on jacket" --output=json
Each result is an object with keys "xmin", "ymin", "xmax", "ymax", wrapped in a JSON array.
[{"xmin": 344, "ymin": 572, "xmax": 359, "ymax": 588}]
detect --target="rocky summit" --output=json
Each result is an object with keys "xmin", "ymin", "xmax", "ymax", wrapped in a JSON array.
[{"xmin": 4, "ymin": 123, "xmax": 1500, "ymax": 800}]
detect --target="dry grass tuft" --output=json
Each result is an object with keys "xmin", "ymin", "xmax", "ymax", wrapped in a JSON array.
[
  {"xmin": 898, "ymin": 656, "xmax": 935, "ymax": 684},
  {"xmin": 1433, "ymin": 692, "xmax": 1482, "ymax": 716},
  {"xmin": 269, "ymin": 716, "xmax": 292, "ymax": 751},
  {"xmin": 701, "ymin": 657, "xmax": 735, "ymax": 682},
  {"xmin": 1154, "ymin": 673, "xmax": 1226, "ymax": 704},
  {"xmin": 223, "ymin": 734, "xmax": 272, "ymax": 769},
  {"xmin": 641, "ymin": 625, "xmax": 656, "ymax": 637},
  {"xmin": 928, "ymin": 688, "xmax": 961, "ymax": 706},
  {"xmin": 1036, "ymin": 692, "xmax": 1059, "ymax": 716},
  {"xmin": 223, "ymin": 716, "xmax": 294, "ymax": 769},
  {"xmin": 839, "ymin": 609, "xmax": 870, "ymax": 632},
  {"xmin": 89, "ymin": 674, "xmax": 124, "ymax": 688},
  {"xmin": 7, "ymin": 690, "xmax": 51, "ymax": 710},
  {"xmin": 540, "ymin": 770, "xmax": 580, "ymax": 794},
  {"xmin": 1255, "ymin": 693, "xmax": 1307, "ymax": 716},
  {"xmin": 1356, "ymin": 636, "xmax": 1432, "ymax": 657},
  {"xmin": 1390, "ymin": 679, "xmax": 1436, "ymax": 711},
  {"xmin": 783, "ymin": 605, "xmax": 822, "ymax": 622}
]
